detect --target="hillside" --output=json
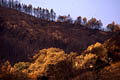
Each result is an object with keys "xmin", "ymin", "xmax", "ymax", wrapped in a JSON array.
[
  {"xmin": 0, "ymin": 6, "xmax": 112, "ymax": 63},
  {"xmin": 0, "ymin": 31, "xmax": 120, "ymax": 80}
]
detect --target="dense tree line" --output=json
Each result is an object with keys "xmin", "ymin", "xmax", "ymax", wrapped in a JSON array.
[
  {"xmin": 0, "ymin": 0, "xmax": 119, "ymax": 31},
  {"xmin": 0, "ymin": 0, "xmax": 56, "ymax": 21}
]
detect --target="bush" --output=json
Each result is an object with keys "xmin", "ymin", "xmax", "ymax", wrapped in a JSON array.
[
  {"xmin": 104, "ymin": 33, "xmax": 120, "ymax": 61},
  {"xmin": 84, "ymin": 42, "xmax": 108, "ymax": 63},
  {"xmin": 73, "ymin": 53, "xmax": 98, "ymax": 69},
  {"xmin": 1, "ymin": 61, "xmax": 12, "ymax": 73},
  {"xmin": 14, "ymin": 62, "xmax": 30, "ymax": 71},
  {"xmin": 26, "ymin": 48, "xmax": 75, "ymax": 80}
]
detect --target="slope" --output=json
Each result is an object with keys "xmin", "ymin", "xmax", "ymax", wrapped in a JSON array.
[{"xmin": 0, "ymin": 6, "xmax": 112, "ymax": 63}]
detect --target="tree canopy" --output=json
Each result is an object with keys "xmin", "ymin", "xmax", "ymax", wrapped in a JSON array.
[
  {"xmin": 107, "ymin": 21, "xmax": 120, "ymax": 32},
  {"xmin": 0, "ymin": 0, "xmax": 56, "ymax": 21},
  {"xmin": 86, "ymin": 18, "xmax": 103, "ymax": 29}
]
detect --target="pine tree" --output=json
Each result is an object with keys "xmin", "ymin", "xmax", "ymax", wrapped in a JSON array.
[
  {"xmin": 46, "ymin": 9, "xmax": 50, "ymax": 21},
  {"xmin": 50, "ymin": 9, "xmax": 54, "ymax": 21},
  {"xmin": 28, "ymin": 4, "xmax": 32, "ymax": 15}
]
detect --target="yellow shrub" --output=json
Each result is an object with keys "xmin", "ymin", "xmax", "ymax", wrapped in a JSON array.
[{"xmin": 14, "ymin": 62, "xmax": 30, "ymax": 72}]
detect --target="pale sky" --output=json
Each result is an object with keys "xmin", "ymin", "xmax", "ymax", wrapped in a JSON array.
[{"xmin": 20, "ymin": 0, "xmax": 120, "ymax": 27}]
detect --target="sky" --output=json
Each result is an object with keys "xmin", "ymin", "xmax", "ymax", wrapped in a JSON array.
[{"xmin": 20, "ymin": 0, "xmax": 120, "ymax": 27}]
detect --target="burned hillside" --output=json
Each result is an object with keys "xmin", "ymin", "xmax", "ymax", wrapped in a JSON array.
[{"xmin": 0, "ymin": 6, "xmax": 112, "ymax": 63}]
